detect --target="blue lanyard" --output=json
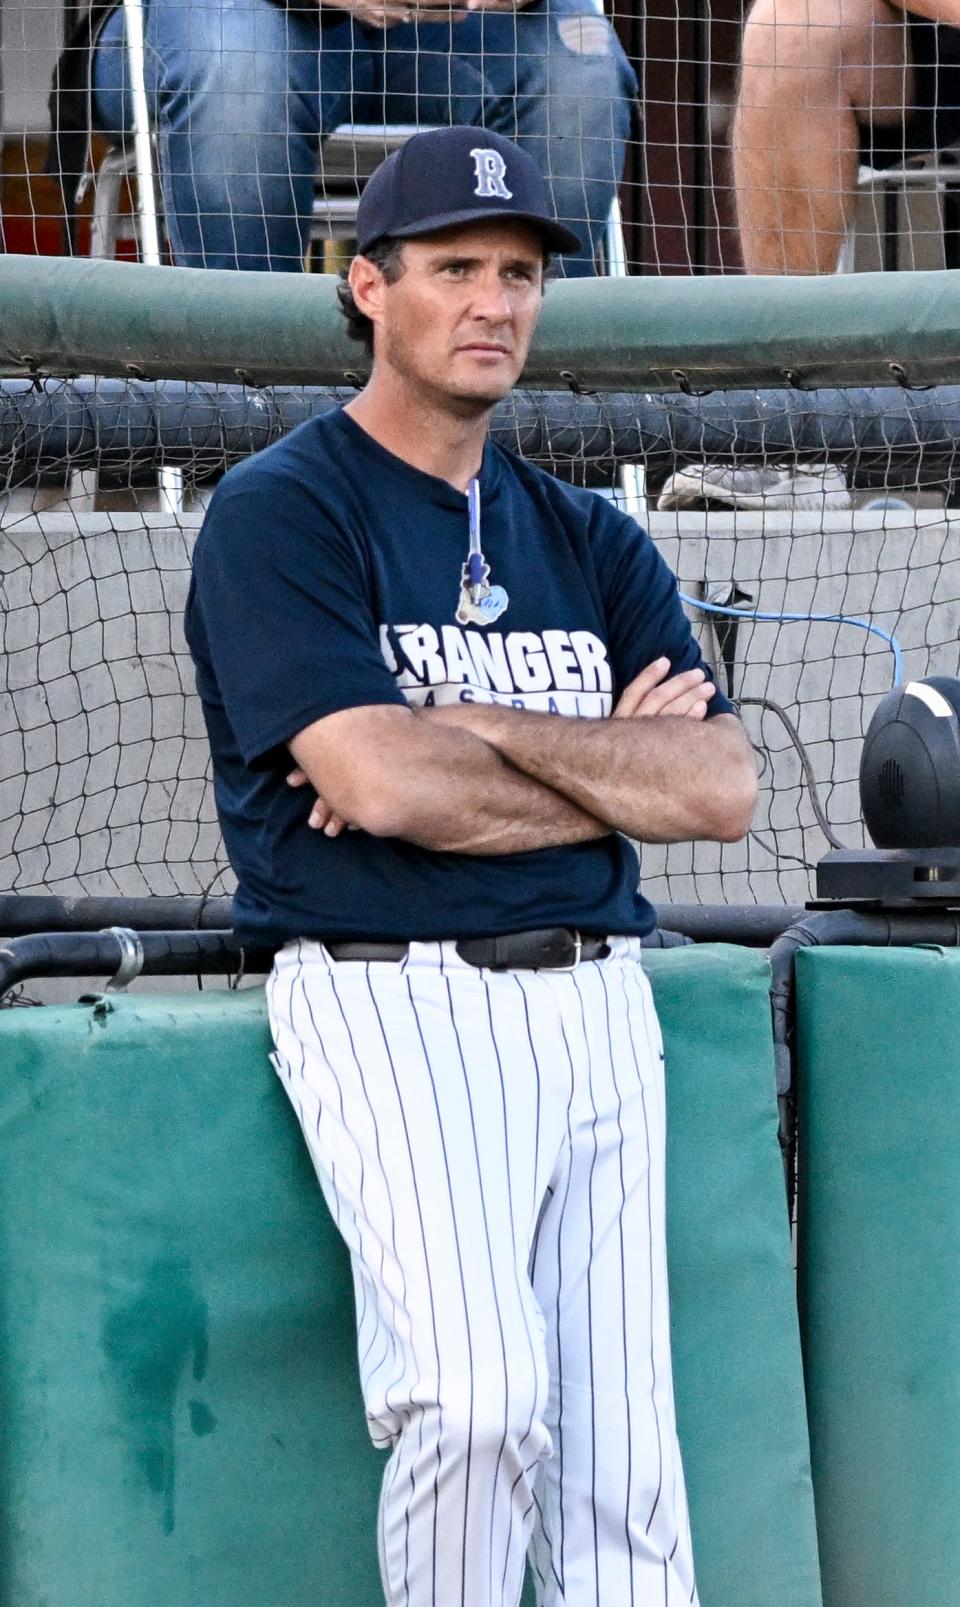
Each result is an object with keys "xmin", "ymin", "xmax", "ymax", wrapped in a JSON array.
[
  {"xmin": 456, "ymin": 474, "xmax": 509, "ymax": 627},
  {"xmin": 467, "ymin": 478, "xmax": 484, "ymax": 603}
]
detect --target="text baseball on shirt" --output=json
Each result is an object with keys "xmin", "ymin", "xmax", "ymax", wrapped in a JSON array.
[{"xmin": 380, "ymin": 622, "xmax": 614, "ymax": 717}]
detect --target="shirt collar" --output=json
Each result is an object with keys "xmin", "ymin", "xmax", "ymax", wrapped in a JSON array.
[{"xmin": 329, "ymin": 406, "xmax": 502, "ymax": 510}]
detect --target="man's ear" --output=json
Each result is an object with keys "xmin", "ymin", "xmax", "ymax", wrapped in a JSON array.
[{"xmin": 348, "ymin": 255, "xmax": 388, "ymax": 329}]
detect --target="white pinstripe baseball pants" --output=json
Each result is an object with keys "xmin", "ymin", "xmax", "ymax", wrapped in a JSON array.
[{"xmin": 267, "ymin": 936, "xmax": 698, "ymax": 1607}]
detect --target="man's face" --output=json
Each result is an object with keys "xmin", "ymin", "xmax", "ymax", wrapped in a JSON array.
[{"xmin": 359, "ymin": 220, "xmax": 545, "ymax": 411}]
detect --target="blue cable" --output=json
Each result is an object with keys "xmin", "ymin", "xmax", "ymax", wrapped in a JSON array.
[{"xmin": 679, "ymin": 593, "xmax": 904, "ymax": 688}]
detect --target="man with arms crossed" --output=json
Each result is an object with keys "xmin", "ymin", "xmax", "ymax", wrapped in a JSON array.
[{"xmin": 185, "ymin": 126, "xmax": 757, "ymax": 1606}]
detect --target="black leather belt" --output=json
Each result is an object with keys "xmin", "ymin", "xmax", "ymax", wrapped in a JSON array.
[{"xmin": 326, "ymin": 928, "xmax": 610, "ymax": 971}]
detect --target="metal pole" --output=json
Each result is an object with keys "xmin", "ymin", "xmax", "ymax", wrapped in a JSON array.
[
  {"xmin": 122, "ymin": 0, "xmax": 183, "ymax": 510},
  {"xmin": 122, "ymin": 0, "xmax": 161, "ymax": 267},
  {"xmin": 601, "ymin": 190, "xmax": 647, "ymax": 521}
]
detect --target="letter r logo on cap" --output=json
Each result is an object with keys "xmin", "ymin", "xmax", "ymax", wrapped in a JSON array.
[{"xmin": 470, "ymin": 148, "xmax": 513, "ymax": 201}]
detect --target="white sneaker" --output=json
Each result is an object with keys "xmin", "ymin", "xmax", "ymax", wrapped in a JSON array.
[{"xmin": 657, "ymin": 463, "xmax": 851, "ymax": 511}]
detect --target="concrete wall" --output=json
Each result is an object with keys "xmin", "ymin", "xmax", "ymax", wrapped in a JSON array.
[
  {"xmin": 2, "ymin": 0, "xmax": 61, "ymax": 133},
  {"xmin": 2, "ymin": 506, "xmax": 959, "ymax": 912}
]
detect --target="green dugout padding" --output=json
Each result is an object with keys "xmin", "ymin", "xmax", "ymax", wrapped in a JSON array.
[
  {"xmin": 0, "ymin": 944, "xmax": 819, "ymax": 1607},
  {"xmin": 796, "ymin": 946, "xmax": 960, "ymax": 1607},
  {"xmin": 645, "ymin": 947, "xmax": 821, "ymax": 1607}
]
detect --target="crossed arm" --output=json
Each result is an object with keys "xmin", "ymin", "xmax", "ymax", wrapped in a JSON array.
[{"xmin": 286, "ymin": 658, "xmax": 758, "ymax": 854}]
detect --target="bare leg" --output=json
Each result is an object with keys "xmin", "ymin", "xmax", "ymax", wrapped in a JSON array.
[{"xmin": 732, "ymin": 0, "xmax": 914, "ymax": 272}]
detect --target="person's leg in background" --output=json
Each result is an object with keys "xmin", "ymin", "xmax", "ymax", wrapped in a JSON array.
[
  {"xmin": 658, "ymin": 0, "xmax": 909, "ymax": 506},
  {"xmin": 371, "ymin": 0, "xmax": 637, "ymax": 276},
  {"xmin": 732, "ymin": 0, "xmax": 914, "ymax": 273},
  {"xmin": 91, "ymin": 0, "xmax": 634, "ymax": 275},
  {"xmin": 91, "ymin": 0, "xmax": 370, "ymax": 269},
  {"xmin": 476, "ymin": 0, "xmax": 638, "ymax": 277}
]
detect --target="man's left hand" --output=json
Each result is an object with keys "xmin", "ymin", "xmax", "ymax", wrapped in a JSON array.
[
  {"xmin": 406, "ymin": 0, "xmax": 535, "ymax": 15},
  {"xmin": 414, "ymin": 659, "xmax": 717, "ymax": 733},
  {"xmin": 462, "ymin": 0, "xmax": 538, "ymax": 12},
  {"xmin": 612, "ymin": 658, "xmax": 717, "ymax": 720}
]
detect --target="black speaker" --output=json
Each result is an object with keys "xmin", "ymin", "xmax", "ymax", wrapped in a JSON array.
[{"xmin": 860, "ymin": 676, "xmax": 960, "ymax": 848}]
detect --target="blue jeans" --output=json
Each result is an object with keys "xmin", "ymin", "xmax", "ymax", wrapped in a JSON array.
[{"xmin": 92, "ymin": 0, "xmax": 637, "ymax": 275}]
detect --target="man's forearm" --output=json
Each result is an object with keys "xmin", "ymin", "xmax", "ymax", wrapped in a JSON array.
[
  {"xmin": 429, "ymin": 705, "xmax": 757, "ymax": 843},
  {"xmin": 400, "ymin": 736, "xmax": 609, "ymax": 854},
  {"xmin": 289, "ymin": 705, "xmax": 609, "ymax": 854}
]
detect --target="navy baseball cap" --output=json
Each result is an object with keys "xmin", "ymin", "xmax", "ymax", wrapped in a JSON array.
[{"xmin": 355, "ymin": 125, "xmax": 582, "ymax": 257}]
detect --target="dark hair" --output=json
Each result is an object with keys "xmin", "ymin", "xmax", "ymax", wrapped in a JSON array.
[{"xmin": 336, "ymin": 237, "xmax": 407, "ymax": 356}]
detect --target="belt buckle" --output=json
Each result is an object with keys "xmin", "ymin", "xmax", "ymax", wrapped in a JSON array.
[{"xmin": 540, "ymin": 930, "xmax": 582, "ymax": 972}]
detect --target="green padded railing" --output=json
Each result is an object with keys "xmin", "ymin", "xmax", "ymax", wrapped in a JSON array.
[
  {"xmin": 3, "ymin": 254, "xmax": 960, "ymax": 388},
  {"xmin": 797, "ymin": 945, "xmax": 960, "ymax": 1607},
  {"xmin": 0, "ymin": 945, "xmax": 820, "ymax": 1606}
]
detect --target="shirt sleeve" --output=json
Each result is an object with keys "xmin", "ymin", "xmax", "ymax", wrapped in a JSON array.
[
  {"xmin": 589, "ymin": 501, "xmax": 736, "ymax": 718},
  {"xmin": 185, "ymin": 469, "xmax": 407, "ymax": 768}
]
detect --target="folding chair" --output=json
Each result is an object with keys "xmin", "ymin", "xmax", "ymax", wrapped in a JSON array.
[{"xmin": 836, "ymin": 147, "xmax": 960, "ymax": 273}]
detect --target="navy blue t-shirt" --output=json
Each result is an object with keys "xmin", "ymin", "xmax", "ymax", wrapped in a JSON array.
[{"xmin": 185, "ymin": 408, "xmax": 734, "ymax": 946}]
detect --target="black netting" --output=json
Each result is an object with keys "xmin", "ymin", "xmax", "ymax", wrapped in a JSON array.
[{"xmin": 2, "ymin": 377, "xmax": 959, "ymax": 908}]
